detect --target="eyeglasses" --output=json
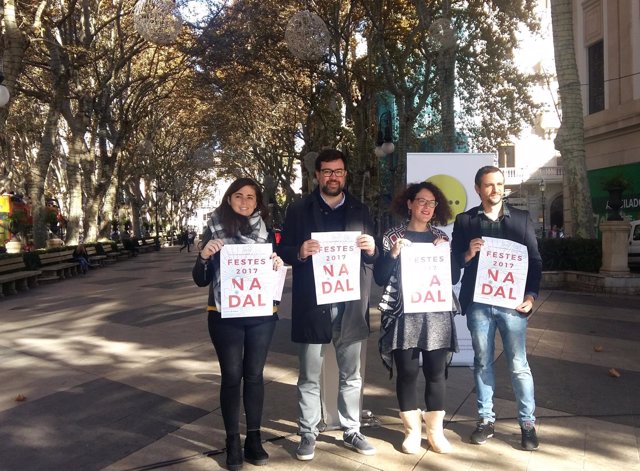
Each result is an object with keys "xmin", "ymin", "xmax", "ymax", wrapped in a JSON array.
[
  {"xmin": 319, "ymin": 168, "xmax": 346, "ymax": 177},
  {"xmin": 414, "ymin": 198, "xmax": 438, "ymax": 208}
]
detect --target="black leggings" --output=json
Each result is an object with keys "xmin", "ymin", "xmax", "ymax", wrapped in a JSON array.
[
  {"xmin": 208, "ymin": 316, "xmax": 276, "ymax": 435},
  {"xmin": 393, "ymin": 348, "xmax": 448, "ymax": 412}
]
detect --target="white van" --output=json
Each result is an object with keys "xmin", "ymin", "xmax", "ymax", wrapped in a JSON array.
[{"xmin": 630, "ymin": 220, "xmax": 640, "ymax": 268}]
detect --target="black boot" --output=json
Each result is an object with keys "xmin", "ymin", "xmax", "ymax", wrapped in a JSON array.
[
  {"xmin": 244, "ymin": 430, "xmax": 269, "ymax": 466},
  {"xmin": 225, "ymin": 433, "xmax": 243, "ymax": 471}
]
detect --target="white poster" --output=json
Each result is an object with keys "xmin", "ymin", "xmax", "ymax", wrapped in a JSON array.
[
  {"xmin": 273, "ymin": 265, "xmax": 289, "ymax": 302},
  {"xmin": 401, "ymin": 242, "xmax": 453, "ymax": 313},
  {"xmin": 473, "ymin": 237, "xmax": 529, "ymax": 309},
  {"xmin": 220, "ymin": 244, "xmax": 274, "ymax": 318},
  {"xmin": 311, "ymin": 231, "xmax": 361, "ymax": 305}
]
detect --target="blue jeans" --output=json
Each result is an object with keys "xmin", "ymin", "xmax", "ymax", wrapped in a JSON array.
[
  {"xmin": 297, "ymin": 309, "xmax": 362, "ymax": 437},
  {"xmin": 466, "ymin": 302, "xmax": 536, "ymax": 426}
]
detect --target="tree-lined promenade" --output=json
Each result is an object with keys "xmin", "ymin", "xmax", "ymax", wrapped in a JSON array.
[{"xmin": 0, "ymin": 0, "xmax": 593, "ymax": 251}]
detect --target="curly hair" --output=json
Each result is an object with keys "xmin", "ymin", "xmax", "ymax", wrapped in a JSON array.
[{"xmin": 391, "ymin": 181, "xmax": 452, "ymax": 227}]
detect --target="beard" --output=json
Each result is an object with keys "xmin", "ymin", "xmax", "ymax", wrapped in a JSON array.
[
  {"xmin": 486, "ymin": 194, "xmax": 503, "ymax": 206},
  {"xmin": 321, "ymin": 181, "xmax": 344, "ymax": 197}
]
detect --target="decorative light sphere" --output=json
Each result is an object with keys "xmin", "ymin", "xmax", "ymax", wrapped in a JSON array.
[
  {"xmin": 285, "ymin": 10, "xmax": 330, "ymax": 61},
  {"xmin": 192, "ymin": 147, "xmax": 213, "ymax": 170},
  {"xmin": 0, "ymin": 85, "xmax": 10, "ymax": 107},
  {"xmin": 134, "ymin": 0, "xmax": 182, "ymax": 46},
  {"xmin": 429, "ymin": 17, "xmax": 456, "ymax": 50},
  {"xmin": 137, "ymin": 139, "xmax": 155, "ymax": 155},
  {"xmin": 382, "ymin": 142, "xmax": 395, "ymax": 154}
]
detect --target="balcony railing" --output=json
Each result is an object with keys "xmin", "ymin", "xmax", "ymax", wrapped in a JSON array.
[{"xmin": 501, "ymin": 166, "xmax": 564, "ymax": 185}]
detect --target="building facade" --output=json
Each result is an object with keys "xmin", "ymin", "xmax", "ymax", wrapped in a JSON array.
[{"xmin": 575, "ymin": 0, "xmax": 640, "ymax": 230}]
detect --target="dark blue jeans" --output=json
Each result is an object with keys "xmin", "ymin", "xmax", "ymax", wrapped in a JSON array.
[{"xmin": 208, "ymin": 314, "xmax": 276, "ymax": 435}]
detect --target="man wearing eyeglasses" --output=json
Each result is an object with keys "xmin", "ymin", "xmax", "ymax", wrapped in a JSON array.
[
  {"xmin": 451, "ymin": 166, "xmax": 542, "ymax": 451},
  {"xmin": 277, "ymin": 148, "xmax": 379, "ymax": 460}
]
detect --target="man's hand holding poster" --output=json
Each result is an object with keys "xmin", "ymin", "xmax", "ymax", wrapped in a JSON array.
[
  {"xmin": 221, "ymin": 244, "xmax": 274, "ymax": 318},
  {"xmin": 401, "ymin": 242, "xmax": 453, "ymax": 313},
  {"xmin": 473, "ymin": 237, "xmax": 529, "ymax": 309},
  {"xmin": 311, "ymin": 231, "xmax": 361, "ymax": 305}
]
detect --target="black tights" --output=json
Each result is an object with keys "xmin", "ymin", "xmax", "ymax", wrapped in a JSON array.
[
  {"xmin": 208, "ymin": 316, "xmax": 276, "ymax": 435},
  {"xmin": 393, "ymin": 348, "xmax": 448, "ymax": 412}
]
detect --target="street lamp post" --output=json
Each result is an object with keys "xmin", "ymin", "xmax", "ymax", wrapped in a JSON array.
[
  {"xmin": 374, "ymin": 111, "xmax": 395, "ymax": 158},
  {"xmin": 155, "ymin": 186, "xmax": 164, "ymax": 250},
  {"xmin": 539, "ymin": 179, "xmax": 546, "ymax": 238}
]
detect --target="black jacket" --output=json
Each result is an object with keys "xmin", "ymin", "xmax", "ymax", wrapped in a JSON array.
[
  {"xmin": 451, "ymin": 204, "xmax": 542, "ymax": 315},
  {"xmin": 277, "ymin": 189, "xmax": 378, "ymax": 344}
]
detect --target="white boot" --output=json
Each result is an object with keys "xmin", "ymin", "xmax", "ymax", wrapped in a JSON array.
[
  {"xmin": 423, "ymin": 410, "xmax": 452, "ymax": 454},
  {"xmin": 399, "ymin": 410, "xmax": 422, "ymax": 454}
]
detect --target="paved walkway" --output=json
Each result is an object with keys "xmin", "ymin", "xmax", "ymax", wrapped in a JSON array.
[{"xmin": 0, "ymin": 247, "xmax": 638, "ymax": 471}]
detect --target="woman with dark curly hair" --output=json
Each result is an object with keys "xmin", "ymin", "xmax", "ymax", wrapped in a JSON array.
[{"xmin": 374, "ymin": 181, "xmax": 460, "ymax": 455}]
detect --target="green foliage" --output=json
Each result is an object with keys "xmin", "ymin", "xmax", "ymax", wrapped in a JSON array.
[
  {"xmin": 538, "ymin": 238, "xmax": 601, "ymax": 273},
  {"xmin": 601, "ymin": 173, "xmax": 632, "ymax": 191}
]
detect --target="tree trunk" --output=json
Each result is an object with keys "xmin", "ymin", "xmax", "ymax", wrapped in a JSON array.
[
  {"xmin": 0, "ymin": 0, "xmax": 28, "ymax": 131},
  {"xmin": 28, "ymin": 105, "xmax": 59, "ymax": 248},
  {"xmin": 439, "ymin": 4, "xmax": 456, "ymax": 152},
  {"xmin": 550, "ymin": 0, "xmax": 595, "ymax": 238},
  {"xmin": 65, "ymin": 134, "xmax": 88, "ymax": 244}
]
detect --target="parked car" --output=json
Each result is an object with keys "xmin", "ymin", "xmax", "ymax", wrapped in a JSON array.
[{"xmin": 629, "ymin": 220, "xmax": 640, "ymax": 268}]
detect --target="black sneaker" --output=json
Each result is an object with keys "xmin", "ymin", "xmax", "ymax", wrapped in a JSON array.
[
  {"xmin": 470, "ymin": 420, "xmax": 495, "ymax": 445},
  {"xmin": 521, "ymin": 422, "xmax": 539, "ymax": 451}
]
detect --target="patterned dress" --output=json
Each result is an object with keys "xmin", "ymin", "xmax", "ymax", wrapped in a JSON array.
[{"xmin": 376, "ymin": 224, "xmax": 459, "ymax": 376}]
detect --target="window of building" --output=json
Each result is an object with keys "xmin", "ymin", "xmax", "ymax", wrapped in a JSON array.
[
  {"xmin": 498, "ymin": 145, "xmax": 515, "ymax": 168},
  {"xmin": 588, "ymin": 40, "xmax": 604, "ymax": 114}
]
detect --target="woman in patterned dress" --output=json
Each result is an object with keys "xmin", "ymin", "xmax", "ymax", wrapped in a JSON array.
[{"xmin": 374, "ymin": 181, "xmax": 460, "ymax": 455}]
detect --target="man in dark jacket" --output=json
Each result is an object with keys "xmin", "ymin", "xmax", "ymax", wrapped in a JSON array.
[
  {"xmin": 277, "ymin": 149, "xmax": 378, "ymax": 460},
  {"xmin": 451, "ymin": 166, "xmax": 542, "ymax": 451}
]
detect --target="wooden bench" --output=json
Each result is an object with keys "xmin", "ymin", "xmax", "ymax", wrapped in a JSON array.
[
  {"xmin": 137, "ymin": 238, "xmax": 157, "ymax": 253},
  {"xmin": 0, "ymin": 257, "xmax": 42, "ymax": 298},
  {"xmin": 100, "ymin": 243, "xmax": 120, "ymax": 263},
  {"xmin": 85, "ymin": 246, "xmax": 107, "ymax": 267},
  {"xmin": 37, "ymin": 249, "xmax": 80, "ymax": 281},
  {"xmin": 116, "ymin": 242, "xmax": 135, "ymax": 258}
]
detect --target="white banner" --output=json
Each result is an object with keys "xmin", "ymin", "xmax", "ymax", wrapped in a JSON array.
[
  {"xmin": 312, "ymin": 231, "xmax": 361, "ymax": 305},
  {"xmin": 220, "ymin": 244, "xmax": 274, "ymax": 318},
  {"xmin": 473, "ymin": 237, "xmax": 529, "ymax": 309},
  {"xmin": 401, "ymin": 242, "xmax": 453, "ymax": 313}
]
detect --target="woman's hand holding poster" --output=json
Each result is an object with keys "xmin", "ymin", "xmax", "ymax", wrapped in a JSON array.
[
  {"xmin": 473, "ymin": 237, "xmax": 528, "ymax": 309},
  {"xmin": 311, "ymin": 231, "xmax": 361, "ymax": 305},
  {"xmin": 400, "ymin": 242, "xmax": 453, "ymax": 313},
  {"xmin": 221, "ymin": 244, "xmax": 274, "ymax": 318}
]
